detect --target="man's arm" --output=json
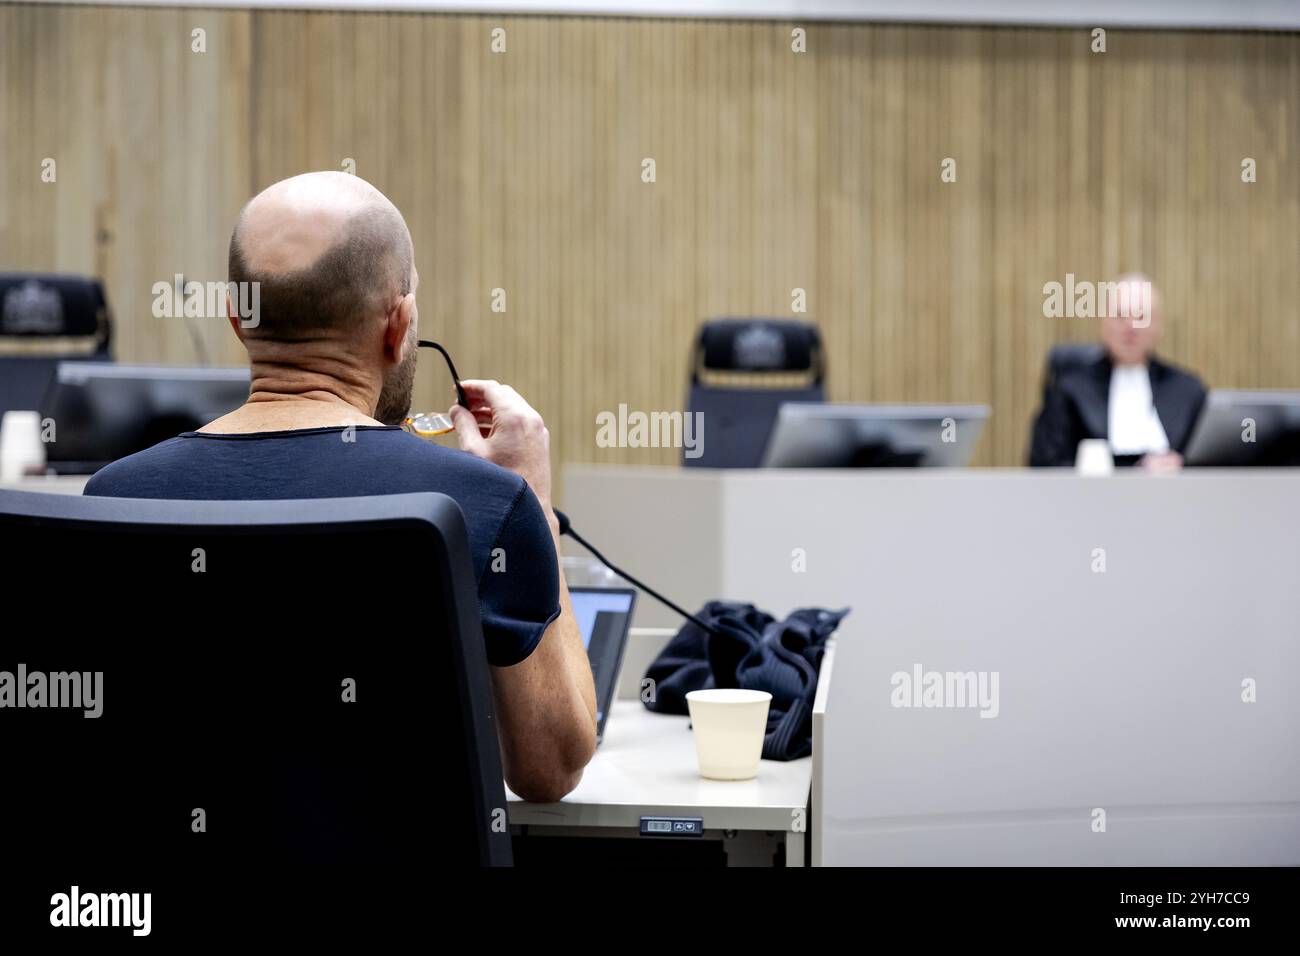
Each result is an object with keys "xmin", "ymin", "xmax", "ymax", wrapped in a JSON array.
[
  {"xmin": 451, "ymin": 381, "xmax": 598, "ymax": 803},
  {"xmin": 1028, "ymin": 377, "xmax": 1079, "ymax": 467}
]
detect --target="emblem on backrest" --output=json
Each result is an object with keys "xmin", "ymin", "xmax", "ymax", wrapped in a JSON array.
[
  {"xmin": 733, "ymin": 323, "xmax": 786, "ymax": 370},
  {"xmin": 2, "ymin": 280, "xmax": 65, "ymax": 334}
]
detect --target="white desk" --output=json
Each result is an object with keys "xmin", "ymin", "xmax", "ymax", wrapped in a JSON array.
[
  {"xmin": 0, "ymin": 474, "xmax": 89, "ymax": 494},
  {"xmin": 506, "ymin": 700, "xmax": 815, "ymax": 866}
]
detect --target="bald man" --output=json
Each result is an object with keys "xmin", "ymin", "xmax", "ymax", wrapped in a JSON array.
[
  {"xmin": 84, "ymin": 172, "xmax": 597, "ymax": 802},
  {"xmin": 1029, "ymin": 274, "xmax": 1207, "ymax": 470}
]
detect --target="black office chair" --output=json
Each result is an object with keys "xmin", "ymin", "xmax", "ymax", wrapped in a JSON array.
[
  {"xmin": 0, "ymin": 491, "xmax": 512, "ymax": 869},
  {"xmin": 685, "ymin": 318, "xmax": 825, "ymax": 468},
  {"xmin": 1040, "ymin": 342, "xmax": 1104, "ymax": 395},
  {"xmin": 0, "ymin": 273, "xmax": 113, "ymax": 416}
]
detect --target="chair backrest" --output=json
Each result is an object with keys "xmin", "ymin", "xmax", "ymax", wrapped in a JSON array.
[
  {"xmin": 0, "ymin": 490, "xmax": 512, "ymax": 868},
  {"xmin": 0, "ymin": 272, "xmax": 111, "ymax": 345},
  {"xmin": 686, "ymin": 318, "xmax": 826, "ymax": 468},
  {"xmin": 1044, "ymin": 342, "xmax": 1104, "ymax": 391},
  {"xmin": 0, "ymin": 273, "xmax": 113, "ymax": 416}
]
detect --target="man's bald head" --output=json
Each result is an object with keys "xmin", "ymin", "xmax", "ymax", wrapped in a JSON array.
[{"xmin": 229, "ymin": 171, "xmax": 414, "ymax": 341}]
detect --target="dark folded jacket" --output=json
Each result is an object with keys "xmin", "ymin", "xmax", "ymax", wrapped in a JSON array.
[{"xmin": 643, "ymin": 601, "xmax": 849, "ymax": 761}]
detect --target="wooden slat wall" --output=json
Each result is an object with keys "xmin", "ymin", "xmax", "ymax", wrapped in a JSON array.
[{"xmin": 2, "ymin": 4, "xmax": 1297, "ymax": 474}]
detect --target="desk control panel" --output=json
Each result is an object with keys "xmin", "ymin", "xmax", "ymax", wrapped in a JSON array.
[{"xmin": 640, "ymin": 816, "xmax": 704, "ymax": 837}]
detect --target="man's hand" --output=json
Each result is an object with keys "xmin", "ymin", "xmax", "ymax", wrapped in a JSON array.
[
  {"xmin": 1138, "ymin": 451, "xmax": 1184, "ymax": 473},
  {"xmin": 450, "ymin": 380, "xmax": 554, "ymax": 515},
  {"xmin": 449, "ymin": 378, "xmax": 596, "ymax": 801}
]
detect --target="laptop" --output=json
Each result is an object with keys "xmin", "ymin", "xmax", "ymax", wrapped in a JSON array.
[{"xmin": 569, "ymin": 587, "xmax": 637, "ymax": 743}]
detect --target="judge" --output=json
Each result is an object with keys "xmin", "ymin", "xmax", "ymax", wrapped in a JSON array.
[{"xmin": 1028, "ymin": 274, "xmax": 1207, "ymax": 470}]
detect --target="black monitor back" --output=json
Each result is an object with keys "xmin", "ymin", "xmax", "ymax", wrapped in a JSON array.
[{"xmin": 40, "ymin": 363, "xmax": 250, "ymax": 473}]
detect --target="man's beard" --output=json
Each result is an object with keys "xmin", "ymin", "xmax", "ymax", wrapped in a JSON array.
[{"xmin": 374, "ymin": 338, "xmax": 418, "ymax": 426}]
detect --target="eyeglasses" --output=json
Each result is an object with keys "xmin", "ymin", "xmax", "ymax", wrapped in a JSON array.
[{"xmin": 403, "ymin": 340, "xmax": 470, "ymax": 438}]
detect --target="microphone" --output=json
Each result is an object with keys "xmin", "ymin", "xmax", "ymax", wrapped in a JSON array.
[{"xmin": 553, "ymin": 509, "xmax": 723, "ymax": 638}]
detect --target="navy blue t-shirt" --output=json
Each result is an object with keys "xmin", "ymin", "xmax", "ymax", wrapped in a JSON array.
[{"xmin": 83, "ymin": 426, "xmax": 560, "ymax": 667}]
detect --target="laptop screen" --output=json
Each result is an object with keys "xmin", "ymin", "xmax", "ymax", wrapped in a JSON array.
[{"xmin": 568, "ymin": 588, "xmax": 636, "ymax": 739}]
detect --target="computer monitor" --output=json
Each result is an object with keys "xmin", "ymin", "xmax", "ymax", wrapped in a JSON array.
[
  {"xmin": 1184, "ymin": 389, "xmax": 1300, "ymax": 466},
  {"xmin": 40, "ymin": 362, "xmax": 250, "ymax": 473},
  {"xmin": 760, "ymin": 403, "xmax": 990, "ymax": 468},
  {"xmin": 569, "ymin": 587, "xmax": 637, "ymax": 742}
]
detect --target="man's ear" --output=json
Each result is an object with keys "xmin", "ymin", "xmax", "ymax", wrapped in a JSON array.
[
  {"xmin": 384, "ymin": 292, "xmax": 416, "ymax": 365},
  {"xmin": 226, "ymin": 293, "xmax": 247, "ymax": 343}
]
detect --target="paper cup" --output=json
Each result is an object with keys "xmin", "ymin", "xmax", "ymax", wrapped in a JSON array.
[
  {"xmin": 685, "ymin": 688, "xmax": 772, "ymax": 780},
  {"xmin": 0, "ymin": 410, "xmax": 46, "ymax": 484},
  {"xmin": 1075, "ymin": 438, "xmax": 1114, "ymax": 476}
]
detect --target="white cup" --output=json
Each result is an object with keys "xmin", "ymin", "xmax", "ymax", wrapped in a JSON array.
[
  {"xmin": 685, "ymin": 688, "xmax": 772, "ymax": 780},
  {"xmin": 0, "ymin": 410, "xmax": 47, "ymax": 484},
  {"xmin": 1075, "ymin": 438, "xmax": 1114, "ymax": 476}
]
